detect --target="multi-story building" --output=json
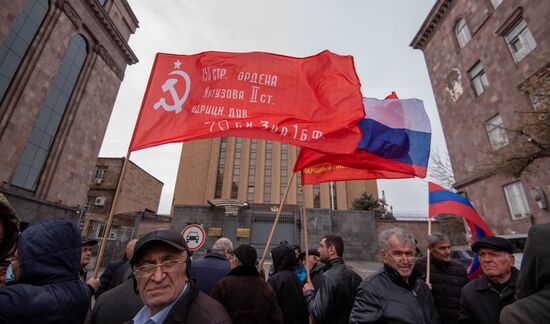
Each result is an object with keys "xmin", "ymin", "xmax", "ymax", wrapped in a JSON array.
[
  {"xmin": 411, "ymin": 0, "xmax": 549, "ymax": 233},
  {"xmin": 174, "ymin": 138, "xmax": 378, "ymax": 210},
  {"xmin": 0, "ymin": 0, "xmax": 138, "ymax": 225},
  {"xmin": 82, "ymin": 157, "xmax": 165, "ymax": 265},
  {"xmin": 172, "ymin": 138, "xmax": 379, "ymax": 252}
]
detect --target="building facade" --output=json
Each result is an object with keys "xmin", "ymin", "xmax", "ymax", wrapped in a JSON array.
[
  {"xmin": 0, "ymin": 0, "xmax": 138, "ymax": 225},
  {"xmin": 83, "ymin": 157, "xmax": 164, "ymax": 266},
  {"xmin": 174, "ymin": 138, "xmax": 378, "ymax": 210},
  {"xmin": 411, "ymin": 0, "xmax": 549, "ymax": 233}
]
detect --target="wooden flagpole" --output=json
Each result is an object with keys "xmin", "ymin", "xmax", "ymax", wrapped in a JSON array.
[
  {"xmin": 426, "ymin": 216, "xmax": 432, "ymax": 285},
  {"xmin": 93, "ymin": 151, "xmax": 132, "ymax": 277},
  {"xmin": 258, "ymin": 172, "xmax": 296, "ymax": 274},
  {"xmin": 303, "ymin": 198, "xmax": 311, "ymax": 284}
]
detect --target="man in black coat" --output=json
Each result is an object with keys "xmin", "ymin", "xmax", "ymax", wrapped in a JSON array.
[
  {"xmin": 349, "ymin": 227, "xmax": 440, "ymax": 324},
  {"xmin": 500, "ymin": 223, "xmax": 550, "ymax": 324},
  {"xmin": 211, "ymin": 244, "xmax": 283, "ymax": 324},
  {"xmin": 415, "ymin": 232, "xmax": 468, "ymax": 324},
  {"xmin": 189, "ymin": 237, "xmax": 233, "ymax": 294},
  {"xmin": 90, "ymin": 277, "xmax": 143, "ymax": 324},
  {"xmin": 128, "ymin": 229, "xmax": 231, "ymax": 324},
  {"xmin": 458, "ymin": 236, "xmax": 519, "ymax": 324},
  {"xmin": 0, "ymin": 218, "xmax": 91, "ymax": 323},
  {"xmin": 268, "ymin": 245, "xmax": 308, "ymax": 324},
  {"xmin": 303, "ymin": 234, "xmax": 362, "ymax": 324},
  {"xmin": 96, "ymin": 238, "xmax": 137, "ymax": 296}
]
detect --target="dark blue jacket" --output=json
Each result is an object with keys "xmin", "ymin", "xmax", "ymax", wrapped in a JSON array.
[
  {"xmin": 0, "ymin": 219, "xmax": 91, "ymax": 323},
  {"xmin": 96, "ymin": 255, "xmax": 127, "ymax": 296},
  {"xmin": 189, "ymin": 252, "xmax": 231, "ymax": 294}
]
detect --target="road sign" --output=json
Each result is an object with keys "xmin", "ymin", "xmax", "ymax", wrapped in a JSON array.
[{"xmin": 181, "ymin": 224, "xmax": 206, "ymax": 251}]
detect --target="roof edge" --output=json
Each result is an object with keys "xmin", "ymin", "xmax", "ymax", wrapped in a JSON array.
[{"xmin": 410, "ymin": 0, "xmax": 455, "ymax": 50}]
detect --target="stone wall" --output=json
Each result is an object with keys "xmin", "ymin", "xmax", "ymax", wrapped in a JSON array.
[{"xmin": 171, "ymin": 205, "xmax": 466, "ymax": 261}]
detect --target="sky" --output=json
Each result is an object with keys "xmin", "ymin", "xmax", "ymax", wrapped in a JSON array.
[{"xmin": 99, "ymin": 0, "xmax": 447, "ymax": 215}]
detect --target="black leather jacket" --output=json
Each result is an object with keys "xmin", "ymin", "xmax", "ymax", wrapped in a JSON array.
[
  {"xmin": 458, "ymin": 268, "xmax": 519, "ymax": 324},
  {"xmin": 349, "ymin": 264, "xmax": 441, "ymax": 324},
  {"xmin": 304, "ymin": 258, "xmax": 362, "ymax": 324}
]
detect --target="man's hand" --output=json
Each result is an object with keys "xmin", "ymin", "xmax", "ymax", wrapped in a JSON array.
[
  {"xmin": 87, "ymin": 277, "xmax": 100, "ymax": 293},
  {"xmin": 303, "ymin": 281, "xmax": 314, "ymax": 294}
]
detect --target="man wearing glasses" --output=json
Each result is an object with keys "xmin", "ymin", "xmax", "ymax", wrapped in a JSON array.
[
  {"xmin": 129, "ymin": 229, "xmax": 231, "ymax": 324},
  {"xmin": 349, "ymin": 227, "xmax": 440, "ymax": 324}
]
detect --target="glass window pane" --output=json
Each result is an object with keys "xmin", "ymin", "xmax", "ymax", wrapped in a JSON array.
[
  {"xmin": 11, "ymin": 34, "xmax": 86, "ymax": 190},
  {"xmin": 0, "ymin": 0, "xmax": 49, "ymax": 102}
]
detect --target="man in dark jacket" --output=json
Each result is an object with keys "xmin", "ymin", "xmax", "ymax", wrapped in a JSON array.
[
  {"xmin": 96, "ymin": 238, "xmax": 137, "ymax": 296},
  {"xmin": 211, "ymin": 244, "xmax": 283, "ymax": 324},
  {"xmin": 349, "ymin": 227, "xmax": 440, "ymax": 324},
  {"xmin": 268, "ymin": 245, "xmax": 308, "ymax": 324},
  {"xmin": 189, "ymin": 237, "xmax": 233, "ymax": 294},
  {"xmin": 458, "ymin": 236, "xmax": 519, "ymax": 324},
  {"xmin": 128, "ymin": 229, "xmax": 231, "ymax": 324},
  {"xmin": 415, "ymin": 232, "xmax": 468, "ymax": 324},
  {"xmin": 500, "ymin": 223, "xmax": 550, "ymax": 324},
  {"xmin": 0, "ymin": 218, "xmax": 91, "ymax": 323},
  {"xmin": 303, "ymin": 234, "xmax": 362, "ymax": 324},
  {"xmin": 90, "ymin": 278, "xmax": 144, "ymax": 324}
]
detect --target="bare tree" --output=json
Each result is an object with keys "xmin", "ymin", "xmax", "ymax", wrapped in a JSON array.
[
  {"xmin": 428, "ymin": 149, "xmax": 455, "ymax": 189},
  {"xmin": 482, "ymin": 108, "xmax": 550, "ymax": 178}
]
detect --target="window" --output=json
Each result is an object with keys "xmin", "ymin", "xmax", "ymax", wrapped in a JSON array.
[
  {"xmin": 485, "ymin": 114, "xmax": 509, "ymax": 150},
  {"xmin": 231, "ymin": 138, "xmax": 242, "ymax": 199},
  {"xmin": 503, "ymin": 181, "xmax": 531, "ymax": 220},
  {"xmin": 214, "ymin": 138, "xmax": 228, "ymax": 198},
  {"xmin": 95, "ymin": 224, "xmax": 118, "ymax": 240},
  {"xmin": 313, "ymin": 184, "xmax": 321, "ymax": 208},
  {"xmin": 455, "ymin": 18, "xmax": 472, "ymax": 49},
  {"xmin": 247, "ymin": 139, "xmax": 257, "ymax": 202},
  {"xmin": 280, "ymin": 143, "xmax": 288, "ymax": 196},
  {"xmin": 505, "ymin": 19, "xmax": 537, "ymax": 62},
  {"xmin": 490, "ymin": 0, "xmax": 503, "ymax": 8},
  {"xmin": 11, "ymin": 35, "xmax": 87, "ymax": 190},
  {"xmin": 93, "ymin": 165, "xmax": 108, "ymax": 183},
  {"xmin": 468, "ymin": 61, "xmax": 490, "ymax": 96},
  {"xmin": 263, "ymin": 141, "xmax": 272, "ymax": 203},
  {"xmin": 0, "ymin": 0, "xmax": 49, "ymax": 103}
]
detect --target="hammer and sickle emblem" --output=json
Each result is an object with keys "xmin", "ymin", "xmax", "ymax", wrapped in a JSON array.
[{"xmin": 153, "ymin": 70, "xmax": 191, "ymax": 114}]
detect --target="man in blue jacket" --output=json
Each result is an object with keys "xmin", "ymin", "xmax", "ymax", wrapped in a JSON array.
[
  {"xmin": 0, "ymin": 218, "xmax": 91, "ymax": 323},
  {"xmin": 189, "ymin": 237, "xmax": 233, "ymax": 294}
]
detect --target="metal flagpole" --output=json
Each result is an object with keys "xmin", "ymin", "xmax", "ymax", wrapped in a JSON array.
[
  {"xmin": 93, "ymin": 150, "xmax": 132, "ymax": 277},
  {"xmin": 258, "ymin": 172, "xmax": 296, "ymax": 274}
]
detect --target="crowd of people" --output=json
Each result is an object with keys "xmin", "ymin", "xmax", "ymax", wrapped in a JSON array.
[{"xmin": 1, "ymin": 192, "xmax": 549, "ymax": 323}]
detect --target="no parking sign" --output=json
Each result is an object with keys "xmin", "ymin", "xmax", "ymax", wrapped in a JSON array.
[{"xmin": 181, "ymin": 224, "xmax": 206, "ymax": 251}]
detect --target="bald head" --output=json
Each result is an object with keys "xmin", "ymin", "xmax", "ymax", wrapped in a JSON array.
[{"xmin": 125, "ymin": 239, "xmax": 138, "ymax": 259}]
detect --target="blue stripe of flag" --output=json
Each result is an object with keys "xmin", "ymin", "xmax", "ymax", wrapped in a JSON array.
[
  {"xmin": 357, "ymin": 119, "xmax": 431, "ymax": 167},
  {"xmin": 429, "ymin": 189, "xmax": 475, "ymax": 209}
]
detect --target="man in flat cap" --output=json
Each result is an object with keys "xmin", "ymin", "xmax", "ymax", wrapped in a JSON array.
[
  {"xmin": 458, "ymin": 236, "xmax": 520, "ymax": 324},
  {"xmin": 129, "ymin": 229, "xmax": 231, "ymax": 324}
]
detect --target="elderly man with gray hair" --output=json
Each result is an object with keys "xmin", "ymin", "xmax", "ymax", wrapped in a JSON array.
[
  {"xmin": 189, "ymin": 237, "xmax": 233, "ymax": 294},
  {"xmin": 349, "ymin": 227, "xmax": 440, "ymax": 324},
  {"xmin": 415, "ymin": 232, "xmax": 468, "ymax": 324}
]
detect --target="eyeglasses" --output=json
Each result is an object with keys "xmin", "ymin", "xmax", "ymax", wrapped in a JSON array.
[
  {"xmin": 134, "ymin": 259, "xmax": 185, "ymax": 277},
  {"xmin": 383, "ymin": 250, "xmax": 416, "ymax": 260}
]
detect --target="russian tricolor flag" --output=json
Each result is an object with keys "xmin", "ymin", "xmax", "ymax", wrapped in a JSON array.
[
  {"xmin": 294, "ymin": 95, "xmax": 432, "ymax": 184},
  {"xmin": 428, "ymin": 182, "xmax": 494, "ymax": 279},
  {"xmin": 358, "ymin": 97, "xmax": 431, "ymax": 176}
]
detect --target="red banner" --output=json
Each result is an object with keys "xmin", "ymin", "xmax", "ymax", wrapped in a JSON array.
[
  {"xmin": 129, "ymin": 51, "xmax": 364, "ymax": 153},
  {"xmin": 300, "ymin": 161, "xmax": 410, "ymax": 185}
]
